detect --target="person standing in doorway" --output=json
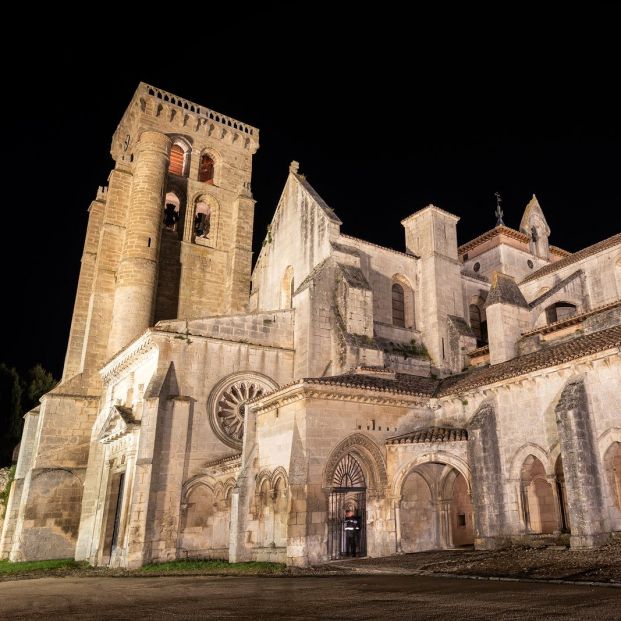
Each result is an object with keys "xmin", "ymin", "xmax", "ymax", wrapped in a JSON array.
[{"xmin": 343, "ymin": 508, "xmax": 361, "ymax": 557}]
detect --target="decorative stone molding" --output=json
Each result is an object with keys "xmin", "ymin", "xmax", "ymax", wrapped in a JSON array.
[
  {"xmin": 97, "ymin": 405, "xmax": 140, "ymax": 444},
  {"xmin": 101, "ymin": 334, "xmax": 156, "ymax": 384},
  {"xmin": 249, "ymin": 382, "xmax": 428, "ymax": 416},
  {"xmin": 323, "ymin": 433, "xmax": 388, "ymax": 491}
]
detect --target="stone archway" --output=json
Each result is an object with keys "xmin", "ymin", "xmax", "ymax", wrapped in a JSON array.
[
  {"xmin": 398, "ymin": 460, "xmax": 474, "ymax": 552},
  {"xmin": 323, "ymin": 434, "xmax": 387, "ymax": 560},
  {"xmin": 179, "ymin": 479, "xmax": 231, "ymax": 559},
  {"xmin": 520, "ymin": 455, "xmax": 559, "ymax": 534},
  {"xmin": 603, "ymin": 441, "xmax": 621, "ymax": 530}
]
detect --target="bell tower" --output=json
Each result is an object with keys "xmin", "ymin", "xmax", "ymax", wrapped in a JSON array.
[{"xmin": 63, "ymin": 83, "xmax": 260, "ymax": 378}]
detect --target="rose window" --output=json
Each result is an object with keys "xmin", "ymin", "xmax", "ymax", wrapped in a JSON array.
[{"xmin": 208, "ymin": 374, "xmax": 277, "ymax": 449}]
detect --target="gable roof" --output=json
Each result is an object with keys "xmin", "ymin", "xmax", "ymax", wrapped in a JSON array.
[{"xmin": 521, "ymin": 233, "xmax": 621, "ymax": 284}]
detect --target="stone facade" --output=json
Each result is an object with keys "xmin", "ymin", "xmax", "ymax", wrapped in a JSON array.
[{"xmin": 2, "ymin": 84, "xmax": 620, "ymax": 567}]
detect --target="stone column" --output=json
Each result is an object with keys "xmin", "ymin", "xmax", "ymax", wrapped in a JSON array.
[
  {"xmin": 467, "ymin": 402, "xmax": 508, "ymax": 549},
  {"xmin": 554, "ymin": 378, "xmax": 608, "ymax": 548},
  {"xmin": 394, "ymin": 499, "xmax": 403, "ymax": 553},
  {"xmin": 108, "ymin": 131, "xmax": 171, "ymax": 356}
]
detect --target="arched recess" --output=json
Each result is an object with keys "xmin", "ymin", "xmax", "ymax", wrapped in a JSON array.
[
  {"xmin": 519, "ymin": 455, "xmax": 559, "ymax": 534},
  {"xmin": 603, "ymin": 441, "xmax": 621, "ymax": 530},
  {"xmin": 25, "ymin": 469, "xmax": 84, "ymax": 559},
  {"xmin": 544, "ymin": 301, "xmax": 577, "ymax": 324},
  {"xmin": 281, "ymin": 266, "xmax": 294, "ymax": 309},
  {"xmin": 198, "ymin": 149, "xmax": 217, "ymax": 184},
  {"xmin": 509, "ymin": 442, "xmax": 550, "ymax": 482},
  {"xmin": 192, "ymin": 193, "xmax": 219, "ymax": 248},
  {"xmin": 163, "ymin": 191, "xmax": 181, "ymax": 232},
  {"xmin": 396, "ymin": 454, "xmax": 473, "ymax": 552},
  {"xmin": 468, "ymin": 294, "xmax": 488, "ymax": 344},
  {"xmin": 392, "ymin": 274, "xmax": 416, "ymax": 329},
  {"xmin": 254, "ymin": 468, "xmax": 290, "ymax": 549},
  {"xmin": 168, "ymin": 137, "xmax": 191, "ymax": 177},
  {"xmin": 323, "ymin": 433, "xmax": 387, "ymax": 493},
  {"xmin": 180, "ymin": 478, "xmax": 231, "ymax": 558}
]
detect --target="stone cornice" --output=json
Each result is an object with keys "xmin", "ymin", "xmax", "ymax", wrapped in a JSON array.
[
  {"xmin": 202, "ymin": 453, "xmax": 241, "ymax": 475},
  {"xmin": 439, "ymin": 347, "xmax": 619, "ymax": 404},
  {"xmin": 101, "ymin": 332, "xmax": 157, "ymax": 383},
  {"xmin": 249, "ymin": 381, "xmax": 429, "ymax": 415}
]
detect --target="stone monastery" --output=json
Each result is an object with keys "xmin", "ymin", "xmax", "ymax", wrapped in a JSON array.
[{"xmin": 2, "ymin": 83, "xmax": 620, "ymax": 568}]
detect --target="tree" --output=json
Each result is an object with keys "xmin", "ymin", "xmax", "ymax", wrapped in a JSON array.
[
  {"xmin": 23, "ymin": 364, "xmax": 57, "ymax": 413},
  {"xmin": 0, "ymin": 364, "xmax": 22, "ymax": 466},
  {"xmin": 0, "ymin": 363, "xmax": 57, "ymax": 467}
]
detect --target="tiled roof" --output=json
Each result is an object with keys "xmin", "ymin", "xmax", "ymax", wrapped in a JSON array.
[
  {"xmin": 458, "ymin": 225, "xmax": 529, "ymax": 255},
  {"xmin": 303, "ymin": 372, "xmax": 439, "ymax": 397},
  {"xmin": 437, "ymin": 325, "xmax": 621, "ymax": 396},
  {"xmin": 550, "ymin": 245, "xmax": 572, "ymax": 258},
  {"xmin": 485, "ymin": 273, "xmax": 529, "ymax": 309},
  {"xmin": 470, "ymin": 345, "xmax": 490, "ymax": 356},
  {"xmin": 521, "ymin": 300, "xmax": 621, "ymax": 338},
  {"xmin": 387, "ymin": 427, "xmax": 468, "ymax": 444},
  {"xmin": 521, "ymin": 234, "xmax": 621, "ymax": 284},
  {"xmin": 338, "ymin": 264, "xmax": 371, "ymax": 290},
  {"xmin": 458, "ymin": 225, "xmax": 570, "ymax": 258},
  {"xmin": 256, "ymin": 326, "xmax": 620, "ymax": 404}
]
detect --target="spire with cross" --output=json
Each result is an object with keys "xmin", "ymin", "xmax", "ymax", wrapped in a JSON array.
[{"xmin": 494, "ymin": 192, "xmax": 504, "ymax": 226}]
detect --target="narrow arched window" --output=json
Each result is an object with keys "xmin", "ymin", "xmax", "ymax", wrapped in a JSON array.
[
  {"xmin": 168, "ymin": 144, "xmax": 185, "ymax": 176},
  {"xmin": 163, "ymin": 192, "xmax": 181, "ymax": 231},
  {"xmin": 199, "ymin": 154, "xmax": 215, "ymax": 183},
  {"xmin": 392, "ymin": 283, "xmax": 405, "ymax": 327},
  {"xmin": 281, "ymin": 266, "xmax": 294, "ymax": 309},
  {"xmin": 469, "ymin": 304, "xmax": 482, "ymax": 341},
  {"xmin": 194, "ymin": 201, "xmax": 211, "ymax": 239}
]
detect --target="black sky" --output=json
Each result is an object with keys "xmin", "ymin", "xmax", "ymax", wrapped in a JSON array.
[{"xmin": 3, "ymin": 7, "xmax": 619, "ymax": 379}]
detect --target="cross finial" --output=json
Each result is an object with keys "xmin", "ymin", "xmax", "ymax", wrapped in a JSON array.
[{"xmin": 494, "ymin": 192, "xmax": 504, "ymax": 226}]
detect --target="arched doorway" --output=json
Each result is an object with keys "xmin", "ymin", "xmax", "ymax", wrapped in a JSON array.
[
  {"xmin": 327, "ymin": 454, "xmax": 367, "ymax": 559},
  {"xmin": 399, "ymin": 461, "xmax": 473, "ymax": 551},
  {"xmin": 520, "ymin": 455, "xmax": 558, "ymax": 534}
]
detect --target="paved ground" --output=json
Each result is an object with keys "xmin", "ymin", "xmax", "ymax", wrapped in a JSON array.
[
  {"xmin": 329, "ymin": 541, "xmax": 621, "ymax": 583},
  {"xmin": 1, "ymin": 575, "xmax": 619, "ymax": 620}
]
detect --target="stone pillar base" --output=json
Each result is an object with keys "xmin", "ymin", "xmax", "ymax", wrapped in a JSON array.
[{"xmin": 570, "ymin": 533, "xmax": 610, "ymax": 549}]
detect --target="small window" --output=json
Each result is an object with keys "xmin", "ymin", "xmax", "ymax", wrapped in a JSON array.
[
  {"xmin": 457, "ymin": 513, "xmax": 466, "ymax": 527},
  {"xmin": 198, "ymin": 154, "xmax": 215, "ymax": 183},
  {"xmin": 545, "ymin": 302, "xmax": 577, "ymax": 324},
  {"xmin": 392, "ymin": 283, "xmax": 405, "ymax": 327},
  {"xmin": 163, "ymin": 192, "xmax": 181, "ymax": 231},
  {"xmin": 194, "ymin": 202, "xmax": 211, "ymax": 239},
  {"xmin": 168, "ymin": 144, "xmax": 185, "ymax": 176},
  {"xmin": 473, "ymin": 262, "xmax": 481, "ymax": 272}
]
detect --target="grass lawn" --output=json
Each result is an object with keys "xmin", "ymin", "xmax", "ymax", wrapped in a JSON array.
[
  {"xmin": 0, "ymin": 559, "xmax": 86, "ymax": 575},
  {"xmin": 0, "ymin": 557, "xmax": 286, "ymax": 579}
]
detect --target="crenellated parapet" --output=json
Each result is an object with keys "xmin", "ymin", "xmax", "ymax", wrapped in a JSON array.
[{"xmin": 112, "ymin": 82, "xmax": 259, "ymax": 162}]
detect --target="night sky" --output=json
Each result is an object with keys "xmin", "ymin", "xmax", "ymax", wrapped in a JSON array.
[{"xmin": 3, "ymin": 8, "xmax": 619, "ymax": 379}]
